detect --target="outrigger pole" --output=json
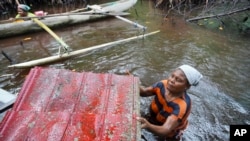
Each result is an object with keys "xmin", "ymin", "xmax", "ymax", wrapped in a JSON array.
[
  {"xmin": 32, "ymin": 18, "xmax": 70, "ymax": 53},
  {"xmin": 8, "ymin": 30, "xmax": 160, "ymax": 69},
  {"xmin": 87, "ymin": 5, "xmax": 147, "ymax": 31}
]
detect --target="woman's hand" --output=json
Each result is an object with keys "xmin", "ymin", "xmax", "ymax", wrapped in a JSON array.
[{"xmin": 136, "ymin": 117, "xmax": 150, "ymax": 129}]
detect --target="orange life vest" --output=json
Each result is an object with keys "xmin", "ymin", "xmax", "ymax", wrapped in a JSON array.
[{"xmin": 150, "ymin": 80, "xmax": 192, "ymax": 137}]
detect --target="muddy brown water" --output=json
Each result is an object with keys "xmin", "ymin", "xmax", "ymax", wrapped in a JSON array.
[{"xmin": 0, "ymin": 0, "xmax": 249, "ymax": 141}]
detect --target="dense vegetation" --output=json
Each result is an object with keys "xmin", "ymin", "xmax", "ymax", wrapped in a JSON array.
[{"xmin": 153, "ymin": 0, "xmax": 250, "ymax": 34}]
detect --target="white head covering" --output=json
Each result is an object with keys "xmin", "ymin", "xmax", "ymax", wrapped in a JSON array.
[{"xmin": 178, "ymin": 65, "xmax": 203, "ymax": 86}]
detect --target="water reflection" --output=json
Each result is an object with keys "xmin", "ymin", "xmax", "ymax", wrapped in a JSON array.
[{"xmin": 0, "ymin": 0, "xmax": 249, "ymax": 141}]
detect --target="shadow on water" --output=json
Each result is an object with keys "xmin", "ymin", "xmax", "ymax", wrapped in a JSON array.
[{"xmin": 0, "ymin": 0, "xmax": 249, "ymax": 141}]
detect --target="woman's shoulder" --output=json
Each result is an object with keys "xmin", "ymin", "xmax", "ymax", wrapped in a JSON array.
[
  {"xmin": 161, "ymin": 79, "xmax": 169, "ymax": 88},
  {"xmin": 15, "ymin": 14, "xmax": 21, "ymax": 18},
  {"xmin": 27, "ymin": 12, "xmax": 36, "ymax": 17}
]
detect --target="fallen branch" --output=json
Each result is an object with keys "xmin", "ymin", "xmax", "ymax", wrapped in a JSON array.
[{"xmin": 186, "ymin": 6, "xmax": 250, "ymax": 22}]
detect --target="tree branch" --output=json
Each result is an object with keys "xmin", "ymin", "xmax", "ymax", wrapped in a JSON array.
[{"xmin": 186, "ymin": 6, "xmax": 250, "ymax": 22}]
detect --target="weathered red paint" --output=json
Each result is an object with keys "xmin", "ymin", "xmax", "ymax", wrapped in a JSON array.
[{"xmin": 0, "ymin": 67, "xmax": 141, "ymax": 141}]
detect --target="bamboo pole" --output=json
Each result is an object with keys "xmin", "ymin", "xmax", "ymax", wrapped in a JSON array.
[
  {"xmin": 115, "ymin": 15, "xmax": 146, "ymax": 30},
  {"xmin": 32, "ymin": 18, "xmax": 69, "ymax": 51},
  {"xmin": 87, "ymin": 5, "xmax": 147, "ymax": 30},
  {"xmin": 16, "ymin": 0, "xmax": 20, "ymax": 5},
  {"xmin": 8, "ymin": 30, "xmax": 160, "ymax": 69}
]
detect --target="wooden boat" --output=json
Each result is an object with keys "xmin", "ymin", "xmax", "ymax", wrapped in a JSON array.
[{"xmin": 0, "ymin": 0, "xmax": 138, "ymax": 38}]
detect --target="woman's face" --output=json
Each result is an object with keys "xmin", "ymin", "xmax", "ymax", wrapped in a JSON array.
[
  {"xmin": 167, "ymin": 69, "xmax": 189, "ymax": 94},
  {"xmin": 17, "ymin": 8, "xmax": 27, "ymax": 16}
]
